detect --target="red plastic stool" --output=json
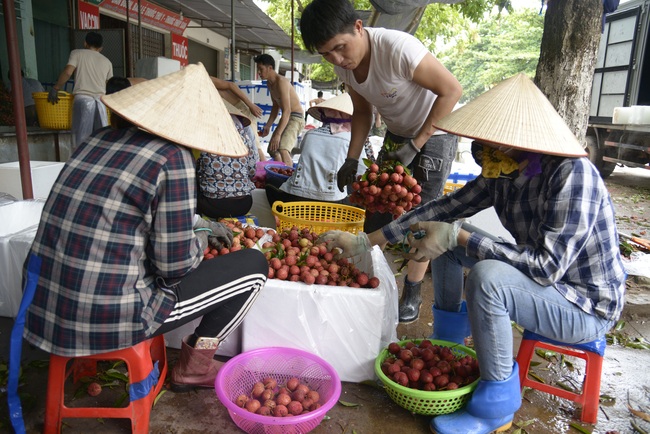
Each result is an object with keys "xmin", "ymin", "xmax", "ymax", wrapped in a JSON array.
[
  {"xmin": 44, "ymin": 335, "xmax": 167, "ymax": 433},
  {"xmin": 515, "ymin": 330, "xmax": 606, "ymax": 424}
]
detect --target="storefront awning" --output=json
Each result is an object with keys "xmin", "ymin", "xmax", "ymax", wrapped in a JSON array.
[{"xmin": 151, "ymin": 0, "xmax": 293, "ymax": 51}]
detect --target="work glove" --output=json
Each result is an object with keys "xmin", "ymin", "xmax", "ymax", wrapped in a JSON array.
[
  {"xmin": 195, "ymin": 229, "xmax": 210, "ymax": 253},
  {"xmin": 337, "ymin": 158, "xmax": 359, "ymax": 192},
  {"xmin": 385, "ymin": 139, "xmax": 420, "ymax": 166},
  {"xmin": 194, "ymin": 217, "xmax": 234, "ymax": 250},
  {"xmin": 405, "ymin": 221, "xmax": 462, "ymax": 262},
  {"xmin": 318, "ymin": 230, "xmax": 372, "ymax": 259},
  {"xmin": 47, "ymin": 88, "xmax": 60, "ymax": 104}
]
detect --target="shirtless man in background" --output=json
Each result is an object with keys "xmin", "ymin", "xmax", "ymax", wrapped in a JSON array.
[{"xmin": 255, "ymin": 54, "xmax": 304, "ymax": 166}]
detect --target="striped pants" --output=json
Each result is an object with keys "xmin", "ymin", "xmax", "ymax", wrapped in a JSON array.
[{"xmin": 153, "ymin": 249, "xmax": 267, "ymax": 341}]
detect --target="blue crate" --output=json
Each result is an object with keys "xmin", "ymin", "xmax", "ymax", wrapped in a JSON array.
[{"xmin": 447, "ymin": 172, "xmax": 478, "ymax": 183}]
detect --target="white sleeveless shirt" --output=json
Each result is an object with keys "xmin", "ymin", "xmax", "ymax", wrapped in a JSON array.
[{"xmin": 335, "ymin": 27, "xmax": 437, "ymax": 138}]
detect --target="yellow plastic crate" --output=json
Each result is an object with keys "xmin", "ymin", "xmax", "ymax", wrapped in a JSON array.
[
  {"xmin": 33, "ymin": 91, "xmax": 73, "ymax": 130},
  {"xmin": 444, "ymin": 182, "xmax": 465, "ymax": 195},
  {"xmin": 271, "ymin": 201, "xmax": 365, "ymax": 235}
]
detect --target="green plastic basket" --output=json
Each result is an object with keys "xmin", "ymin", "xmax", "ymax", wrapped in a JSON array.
[{"xmin": 374, "ymin": 339, "xmax": 480, "ymax": 416}]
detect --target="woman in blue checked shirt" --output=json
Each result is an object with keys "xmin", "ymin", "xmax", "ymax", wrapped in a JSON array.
[
  {"xmin": 317, "ymin": 74, "xmax": 625, "ymax": 434},
  {"xmin": 21, "ymin": 65, "xmax": 268, "ymax": 393}
]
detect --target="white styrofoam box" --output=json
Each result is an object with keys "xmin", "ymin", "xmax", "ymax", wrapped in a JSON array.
[
  {"xmin": 0, "ymin": 200, "xmax": 45, "ymax": 318},
  {"xmin": 613, "ymin": 106, "xmax": 633, "ymax": 124},
  {"xmin": 164, "ymin": 319, "xmax": 242, "ymax": 357},
  {"xmin": 242, "ymin": 246, "xmax": 399, "ymax": 383},
  {"xmin": 135, "ymin": 56, "xmax": 181, "ymax": 79},
  {"xmin": 630, "ymin": 105, "xmax": 650, "ymax": 124},
  {"xmin": 466, "ymin": 207, "xmax": 515, "ymax": 244},
  {"xmin": 0, "ymin": 161, "xmax": 64, "ymax": 200},
  {"xmin": 0, "ymin": 200, "xmax": 44, "ymax": 236},
  {"xmin": 250, "ymin": 188, "xmax": 276, "ymax": 229},
  {"xmin": 443, "ymin": 161, "xmax": 514, "ymax": 243},
  {"xmin": 0, "ymin": 193, "xmax": 16, "ymax": 205}
]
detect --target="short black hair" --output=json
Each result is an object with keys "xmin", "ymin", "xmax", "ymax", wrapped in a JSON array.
[
  {"xmin": 254, "ymin": 54, "xmax": 275, "ymax": 69},
  {"xmin": 85, "ymin": 32, "xmax": 103, "ymax": 48},
  {"xmin": 106, "ymin": 76, "xmax": 131, "ymax": 95},
  {"xmin": 300, "ymin": 0, "xmax": 360, "ymax": 53},
  {"xmin": 317, "ymin": 91, "xmax": 323, "ymax": 97}
]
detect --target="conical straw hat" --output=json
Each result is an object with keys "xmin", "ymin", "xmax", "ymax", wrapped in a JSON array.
[
  {"xmin": 434, "ymin": 74, "xmax": 587, "ymax": 157},
  {"xmin": 307, "ymin": 92, "xmax": 353, "ymax": 121},
  {"xmin": 101, "ymin": 63, "xmax": 247, "ymax": 157},
  {"xmin": 222, "ymin": 99, "xmax": 252, "ymax": 128}
]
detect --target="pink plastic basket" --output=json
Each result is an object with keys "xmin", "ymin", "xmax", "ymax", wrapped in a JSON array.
[{"xmin": 215, "ymin": 347, "xmax": 342, "ymax": 434}]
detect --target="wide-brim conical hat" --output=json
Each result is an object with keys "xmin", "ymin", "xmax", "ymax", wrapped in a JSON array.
[
  {"xmin": 222, "ymin": 99, "xmax": 252, "ymax": 128},
  {"xmin": 434, "ymin": 74, "xmax": 586, "ymax": 157},
  {"xmin": 307, "ymin": 92, "xmax": 353, "ymax": 121},
  {"xmin": 101, "ymin": 63, "xmax": 247, "ymax": 157}
]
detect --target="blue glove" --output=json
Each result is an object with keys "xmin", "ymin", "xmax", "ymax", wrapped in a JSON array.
[{"xmin": 47, "ymin": 88, "xmax": 60, "ymax": 104}]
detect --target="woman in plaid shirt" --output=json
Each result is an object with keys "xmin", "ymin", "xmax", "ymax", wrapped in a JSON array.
[
  {"xmin": 22, "ymin": 65, "xmax": 268, "ymax": 392},
  {"xmin": 319, "ymin": 74, "xmax": 626, "ymax": 434}
]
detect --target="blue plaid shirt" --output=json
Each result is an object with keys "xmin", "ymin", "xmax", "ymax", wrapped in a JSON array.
[
  {"xmin": 24, "ymin": 127, "xmax": 202, "ymax": 356},
  {"xmin": 383, "ymin": 156, "xmax": 626, "ymax": 321}
]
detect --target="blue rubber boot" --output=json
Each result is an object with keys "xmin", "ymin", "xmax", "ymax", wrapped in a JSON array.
[
  {"xmin": 430, "ymin": 362, "xmax": 522, "ymax": 434},
  {"xmin": 430, "ymin": 301, "xmax": 471, "ymax": 344}
]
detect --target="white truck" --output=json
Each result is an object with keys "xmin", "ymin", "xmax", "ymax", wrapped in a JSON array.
[{"xmin": 587, "ymin": 0, "xmax": 650, "ymax": 178}]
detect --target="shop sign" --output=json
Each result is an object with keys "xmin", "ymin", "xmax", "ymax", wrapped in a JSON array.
[
  {"xmin": 79, "ymin": 1, "xmax": 100, "ymax": 29},
  {"xmin": 171, "ymin": 33, "xmax": 188, "ymax": 66},
  {"xmin": 99, "ymin": 0, "xmax": 190, "ymax": 34}
]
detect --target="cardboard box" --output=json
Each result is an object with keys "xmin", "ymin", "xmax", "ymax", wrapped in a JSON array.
[
  {"xmin": 241, "ymin": 246, "xmax": 399, "ymax": 383},
  {"xmin": 0, "ymin": 161, "xmax": 64, "ymax": 200}
]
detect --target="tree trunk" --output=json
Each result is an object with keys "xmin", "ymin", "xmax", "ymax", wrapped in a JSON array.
[{"xmin": 535, "ymin": 0, "xmax": 602, "ymax": 146}]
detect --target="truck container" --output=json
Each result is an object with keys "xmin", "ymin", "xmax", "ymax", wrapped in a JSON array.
[{"xmin": 588, "ymin": 0, "xmax": 650, "ymax": 177}]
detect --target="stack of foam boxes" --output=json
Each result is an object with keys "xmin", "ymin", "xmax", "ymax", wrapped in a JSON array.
[{"xmin": 237, "ymin": 80, "xmax": 307, "ymax": 141}]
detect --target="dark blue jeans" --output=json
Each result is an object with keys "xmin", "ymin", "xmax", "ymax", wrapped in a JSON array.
[{"xmin": 364, "ymin": 132, "xmax": 458, "ymax": 233}]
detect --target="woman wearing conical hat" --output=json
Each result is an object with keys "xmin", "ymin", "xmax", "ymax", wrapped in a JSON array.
[
  {"xmin": 318, "ymin": 74, "xmax": 625, "ymax": 434},
  {"xmin": 265, "ymin": 92, "xmax": 367, "ymax": 205},
  {"xmin": 20, "ymin": 64, "xmax": 268, "ymax": 393}
]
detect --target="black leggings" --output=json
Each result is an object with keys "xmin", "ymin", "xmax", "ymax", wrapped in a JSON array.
[
  {"xmin": 152, "ymin": 249, "xmax": 268, "ymax": 341},
  {"xmin": 197, "ymin": 193, "xmax": 253, "ymax": 219}
]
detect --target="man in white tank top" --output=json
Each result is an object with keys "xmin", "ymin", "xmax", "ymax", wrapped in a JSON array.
[{"xmin": 300, "ymin": 0, "xmax": 462, "ymax": 325}]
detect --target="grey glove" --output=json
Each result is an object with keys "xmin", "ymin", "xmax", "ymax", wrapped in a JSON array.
[
  {"xmin": 194, "ymin": 217, "xmax": 234, "ymax": 249},
  {"xmin": 318, "ymin": 230, "xmax": 372, "ymax": 259},
  {"xmin": 385, "ymin": 139, "xmax": 420, "ymax": 166},
  {"xmin": 405, "ymin": 221, "xmax": 462, "ymax": 262},
  {"xmin": 208, "ymin": 222, "xmax": 233, "ymax": 249},
  {"xmin": 195, "ymin": 230, "xmax": 209, "ymax": 252},
  {"xmin": 337, "ymin": 158, "xmax": 359, "ymax": 192},
  {"xmin": 47, "ymin": 88, "xmax": 60, "ymax": 104}
]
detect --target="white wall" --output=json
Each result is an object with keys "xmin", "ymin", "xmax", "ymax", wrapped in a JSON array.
[{"xmin": 184, "ymin": 22, "xmax": 229, "ymax": 52}]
